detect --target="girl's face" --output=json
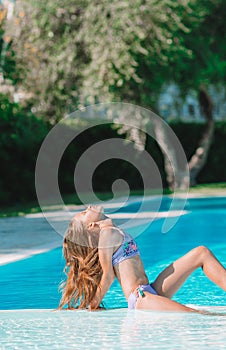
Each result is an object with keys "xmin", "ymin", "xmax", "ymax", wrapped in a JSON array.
[{"xmin": 74, "ymin": 205, "xmax": 106, "ymax": 225}]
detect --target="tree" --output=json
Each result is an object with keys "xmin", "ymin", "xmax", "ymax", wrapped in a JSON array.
[
  {"xmin": 173, "ymin": 0, "xmax": 226, "ymax": 186},
  {"xmin": 77, "ymin": 0, "xmax": 224, "ymax": 188},
  {"xmin": 0, "ymin": 1, "xmax": 18, "ymax": 88},
  {"xmin": 6, "ymin": 0, "xmax": 226, "ymax": 188},
  {"xmin": 111, "ymin": 0, "xmax": 225, "ymax": 188},
  {"xmin": 10, "ymin": 0, "xmax": 199, "ymax": 120},
  {"xmin": 188, "ymin": 86, "xmax": 214, "ymax": 186},
  {"xmin": 8, "ymin": 0, "xmax": 87, "ymax": 121}
]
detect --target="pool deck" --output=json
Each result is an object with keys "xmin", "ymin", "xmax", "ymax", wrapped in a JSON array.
[
  {"xmin": 0, "ymin": 215, "xmax": 63, "ymax": 266},
  {"xmin": 1, "ymin": 190, "xmax": 226, "ymax": 266}
]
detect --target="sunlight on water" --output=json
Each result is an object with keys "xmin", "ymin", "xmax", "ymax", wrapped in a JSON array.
[{"xmin": 0, "ymin": 308, "xmax": 226, "ymax": 350}]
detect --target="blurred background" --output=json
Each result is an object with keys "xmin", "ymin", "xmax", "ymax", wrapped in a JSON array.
[{"xmin": 0, "ymin": 0, "xmax": 225, "ymax": 213}]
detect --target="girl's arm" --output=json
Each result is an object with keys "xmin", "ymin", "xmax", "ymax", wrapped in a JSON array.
[{"xmin": 89, "ymin": 228, "xmax": 121, "ymax": 310}]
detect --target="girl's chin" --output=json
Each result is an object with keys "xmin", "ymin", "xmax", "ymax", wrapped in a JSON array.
[{"xmin": 92, "ymin": 205, "xmax": 104, "ymax": 214}]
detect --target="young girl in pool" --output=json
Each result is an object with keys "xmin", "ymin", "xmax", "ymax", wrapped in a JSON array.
[{"xmin": 58, "ymin": 205, "xmax": 226, "ymax": 312}]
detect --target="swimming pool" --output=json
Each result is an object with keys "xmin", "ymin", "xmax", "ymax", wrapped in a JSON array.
[{"xmin": 0, "ymin": 196, "xmax": 226, "ymax": 349}]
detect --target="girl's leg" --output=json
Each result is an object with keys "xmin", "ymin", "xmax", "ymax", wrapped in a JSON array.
[
  {"xmin": 135, "ymin": 292, "xmax": 197, "ymax": 313},
  {"xmin": 152, "ymin": 246, "xmax": 226, "ymax": 298}
]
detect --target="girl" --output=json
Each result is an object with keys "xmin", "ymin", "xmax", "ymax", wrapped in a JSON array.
[{"xmin": 58, "ymin": 205, "xmax": 226, "ymax": 312}]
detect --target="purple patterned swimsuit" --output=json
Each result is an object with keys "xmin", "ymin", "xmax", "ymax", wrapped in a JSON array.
[
  {"xmin": 127, "ymin": 284, "xmax": 158, "ymax": 309},
  {"xmin": 112, "ymin": 232, "xmax": 140, "ymax": 267},
  {"xmin": 112, "ymin": 231, "xmax": 158, "ymax": 309}
]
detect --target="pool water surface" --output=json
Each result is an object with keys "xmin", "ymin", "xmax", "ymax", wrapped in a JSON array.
[
  {"xmin": 1, "ymin": 307, "xmax": 226, "ymax": 350},
  {"xmin": 0, "ymin": 196, "xmax": 226, "ymax": 349}
]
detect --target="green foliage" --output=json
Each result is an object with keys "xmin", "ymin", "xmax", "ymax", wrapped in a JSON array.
[
  {"xmin": 199, "ymin": 122, "xmax": 226, "ymax": 183},
  {"xmin": 0, "ymin": 0, "xmax": 225, "ymax": 206},
  {"xmin": 0, "ymin": 8, "xmax": 18, "ymax": 83},
  {"xmin": 171, "ymin": 121, "xmax": 226, "ymax": 183},
  {"xmin": 0, "ymin": 94, "xmax": 49, "ymax": 204},
  {"xmin": 7, "ymin": 0, "xmax": 225, "ymax": 121},
  {"xmin": 177, "ymin": 0, "xmax": 226, "ymax": 91},
  {"xmin": 60, "ymin": 124, "xmax": 166, "ymax": 194},
  {"xmin": 1, "ymin": 110, "xmax": 226, "ymax": 207},
  {"xmin": 77, "ymin": 0, "xmax": 194, "ymax": 106},
  {"xmin": 9, "ymin": 0, "xmax": 86, "ymax": 121}
]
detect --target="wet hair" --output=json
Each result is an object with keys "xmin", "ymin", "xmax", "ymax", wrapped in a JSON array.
[{"xmin": 58, "ymin": 219, "xmax": 103, "ymax": 309}]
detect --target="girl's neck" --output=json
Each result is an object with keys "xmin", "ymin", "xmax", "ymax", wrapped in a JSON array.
[{"xmin": 97, "ymin": 217, "xmax": 114, "ymax": 229}]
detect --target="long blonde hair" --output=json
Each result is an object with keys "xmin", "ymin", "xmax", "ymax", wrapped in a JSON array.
[{"xmin": 58, "ymin": 219, "xmax": 103, "ymax": 309}]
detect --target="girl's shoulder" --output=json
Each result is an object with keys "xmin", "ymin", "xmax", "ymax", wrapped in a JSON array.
[{"xmin": 99, "ymin": 225, "xmax": 124, "ymax": 249}]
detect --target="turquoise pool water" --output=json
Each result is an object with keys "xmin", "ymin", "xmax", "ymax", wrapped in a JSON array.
[
  {"xmin": 1, "ymin": 196, "xmax": 226, "ymax": 310},
  {"xmin": 0, "ymin": 196, "xmax": 226, "ymax": 349}
]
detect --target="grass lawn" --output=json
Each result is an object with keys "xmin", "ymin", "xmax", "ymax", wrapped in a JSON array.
[{"xmin": 0, "ymin": 183, "xmax": 226, "ymax": 218}]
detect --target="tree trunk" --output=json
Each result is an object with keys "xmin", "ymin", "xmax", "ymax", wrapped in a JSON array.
[
  {"xmin": 188, "ymin": 86, "xmax": 214, "ymax": 186},
  {"xmin": 153, "ymin": 86, "xmax": 214, "ymax": 190},
  {"xmin": 154, "ymin": 119, "xmax": 189, "ymax": 191}
]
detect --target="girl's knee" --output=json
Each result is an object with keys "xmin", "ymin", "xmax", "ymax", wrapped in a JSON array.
[{"xmin": 194, "ymin": 245, "xmax": 211, "ymax": 261}]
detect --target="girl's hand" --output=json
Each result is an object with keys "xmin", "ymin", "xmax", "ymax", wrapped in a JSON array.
[
  {"xmin": 89, "ymin": 295, "xmax": 101, "ymax": 310},
  {"xmin": 88, "ymin": 305, "xmax": 104, "ymax": 312},
  {"xmin": 97, "ymin": 218, "xmax": 113, "ymax": 229}
]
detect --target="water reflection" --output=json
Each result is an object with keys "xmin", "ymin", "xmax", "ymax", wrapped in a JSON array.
[{"xmin": 0, "ymin": 307, "xmax": 226, "ymax": 349}]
